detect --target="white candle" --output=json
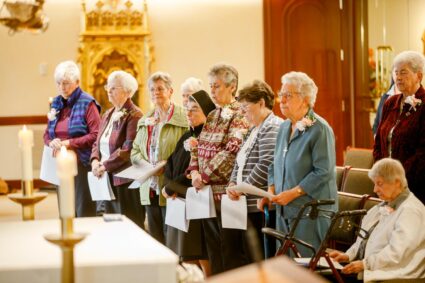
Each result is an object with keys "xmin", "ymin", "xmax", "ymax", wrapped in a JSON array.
[
  {"xmin": 56, "ymin": 146, "xmax": 78, "ymax": 218},
  {"xmin": 18, "ymin": 125, "xmax": 34, "ymax": 181}
]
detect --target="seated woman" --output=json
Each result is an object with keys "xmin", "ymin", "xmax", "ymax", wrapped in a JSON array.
[
  {"xmin": 330, "ymin": 158, "xmax": 425, "ymax": 282},
  {"xmin": 162, "ymin": 90, "xmax": 216, "ymax": 277},
  {"xmin": 226, "ymin": 80, "xmax": 283, "ymax": 257}
]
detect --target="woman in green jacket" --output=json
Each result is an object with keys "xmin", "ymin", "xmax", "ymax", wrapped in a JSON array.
[{"xmin": 131, "ymin": 71, "xmax": 188, "ymax": 244}]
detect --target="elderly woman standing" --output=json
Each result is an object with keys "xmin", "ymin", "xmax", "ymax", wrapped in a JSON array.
[
  {"xmin": 374, "ymin": 51, "xmax": 425, "ymax": 204},
  {"xmin": 188, "ymin": 63, "xmax": 249, "ymax": 274},
  {"xmin": 131, "ymin": 71, "xmax": 187, "ymax": 244},
  {"xmin": 259, "ymin": 71, "xmax": 337, "ymax": 257},
  {"xmin": 90, "ymin": 70, "xmax": 144, "ymax": 228},
  {"xmin": 162, "ymin": 90, "xmax": 216, "ymax": 277},
  {"xmin": 330, "ymin": 158, "xmax": 425, "ymax": 282},
  {"xmin": 226, "ymin": 80, "xmax": 283, "ymax": 257},
  {"xmin": 181, "ymin": 77, "xmax": 203, "ymax": 108},
  {"xmin": 44, "ymin": 60, "xmax": 101, "ymax": 217}
]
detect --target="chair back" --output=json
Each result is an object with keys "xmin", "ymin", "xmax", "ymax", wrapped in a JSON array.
[
  {"xmin": 343, "ymin": 147, "xmax": 374, "ymax": 169},
  {"xmin": 342, "ymin": 168, "xmax": 376, "ymax": 197}
]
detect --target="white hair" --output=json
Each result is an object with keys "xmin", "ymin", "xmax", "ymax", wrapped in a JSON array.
[
  {"xmin": 54, "ymin": 60, "xmax": 80, "ymax": 83},
  {"xmin": 281, "ymin": 71, "xmax": 318, "ymax": 108},
  {"xmin": 148, "ymin": 71, "xmax": 173, "ymax": 90},
  {"xmin": 368, "ymin": 158, "xmax": 408, "ymax": 189},
  {"xmin": 393, "ymin": 50, "xmax": 425, "ymax": 74},
  {"xmin": 181, "ymin": 77, "xmax": 203, "ymax": 94},
  {"xmin": 107, "ymin": 70, "xmax": 138, "ymax": 97},
  {"xmin": 208, "ymin": 63, "xmax": 239, "ymax": 95}
]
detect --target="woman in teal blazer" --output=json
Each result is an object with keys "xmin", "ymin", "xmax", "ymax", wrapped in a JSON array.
[{"xmin": 259, "ymin": 71, "xmax": 338, "ymax": 257}]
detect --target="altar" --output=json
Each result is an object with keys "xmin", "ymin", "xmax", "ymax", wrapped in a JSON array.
[{"xmin": 0, "ymin": 217, "xmax": 178, "ymax": 283}]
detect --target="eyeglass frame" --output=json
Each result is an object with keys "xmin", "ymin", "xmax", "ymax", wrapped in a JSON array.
[
  {"xmin": 278, "ymin": 90, "xmax": 302, "ymax": 100},
  {"xmin": 104, "ymin": 85, "xmax": 124, "ymax": 92}
]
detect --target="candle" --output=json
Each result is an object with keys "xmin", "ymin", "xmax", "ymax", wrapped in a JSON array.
[
  {"xmin": 18, "ymin": 125, "xmax": 34, "ymax": 182},
  {"xmin": 56, "ymin": 146, "xmax": 78, "ymax": 218}
]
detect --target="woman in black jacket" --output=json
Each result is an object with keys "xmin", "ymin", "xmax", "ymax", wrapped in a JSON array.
[{"xmin": 162, "ymin": 90, "xmax": 216, "ymax": 277}]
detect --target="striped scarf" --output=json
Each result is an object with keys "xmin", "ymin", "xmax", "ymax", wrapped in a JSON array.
[{"xmin": 48, "ymin": 87, "xmax": 100, "ymax": 166}]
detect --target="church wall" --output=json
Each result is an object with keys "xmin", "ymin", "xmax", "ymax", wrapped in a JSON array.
[
  {"xmin": 368, "ymin": 0, "xmax": 425, "ymax": 57},
  {"xmin": 0, "ymin": 0, "xmax": 263, "ymax": 179}
]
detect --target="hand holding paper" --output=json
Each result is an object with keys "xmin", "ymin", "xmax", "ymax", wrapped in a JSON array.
[
  {"xmin": 114, "ymin": 160, "xmax": 167, "ymax": 184},
  {"xmin": 227, "ymin": 182, "xmax": 274, "ymax": 199}
]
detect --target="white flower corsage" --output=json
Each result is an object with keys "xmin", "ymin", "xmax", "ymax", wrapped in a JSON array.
[
  {"xmin": 183, "ymin": 137, "xmax": 198, "ymax": 152},
  {"xmin": 47, "ymin": 108, "xmax": 58, "ymax": 121},
  {"xmin": 144, "ymin": 116, "xmax": 158, "ymax": 126},
  {"xmin": 295, "ymin": 113, "xmax": 316, "ymax": 132},
  {"xmin": 220, "ymin": 107, "xmax": 233, "ymax": 120},
  {"xmin": 235, "ymin": 129, "xmax": 248, "ymax": 140},
  {"xmin": 111, "ymin": 109, "xmax": 127, "ymax": 123},
  {"xmin": 405, "ymin": 94, "xmax": 422, "ymax": 112},
  {"xmin": 379, "ymin": 205, "xmax": 395, "ymax": 216}
]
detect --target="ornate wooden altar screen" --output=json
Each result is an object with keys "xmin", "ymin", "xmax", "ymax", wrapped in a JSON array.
[{"xmin": 78, "ymin": 0, "xmax": 154, "ymax": 113}]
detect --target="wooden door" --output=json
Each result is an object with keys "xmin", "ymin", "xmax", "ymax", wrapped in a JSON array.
[{"xmin": 264, "ymin": 0, "xmax": 354, "ymax": 164}]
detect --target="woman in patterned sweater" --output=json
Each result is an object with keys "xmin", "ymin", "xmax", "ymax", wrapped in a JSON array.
[{"xmin": 187, "ymin": 63, "xmax": 249, "ymax": 274}]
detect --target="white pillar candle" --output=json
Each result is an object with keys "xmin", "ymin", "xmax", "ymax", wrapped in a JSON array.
[
  {"xmin": 18, "ymin": 125, "xmax": 34, "ymax": 181},
  {"xmin": 56, "ymin": 146, "xmax": 78, "ymax": 218}
]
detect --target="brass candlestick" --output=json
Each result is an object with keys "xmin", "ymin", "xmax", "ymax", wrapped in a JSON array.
[
  {"xmin": 7, "ymin": 180, "xmax": 48, "ymax": 220},
  {"xmin": 44, "ymin": 218, "xmax": 86, "ymax": 283}
]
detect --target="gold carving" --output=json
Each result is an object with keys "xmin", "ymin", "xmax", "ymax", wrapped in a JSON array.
[{"xmin": 78, "ymin": 0, "xmax": 154, "ymax": 113}]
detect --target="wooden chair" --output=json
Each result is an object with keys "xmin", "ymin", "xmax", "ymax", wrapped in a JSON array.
[
  {"xmin": 335, "ymin": 166, "xmax": 347, "ymax": 191},
  {"xmin": 342, "ymin": 168, "xmax": 376, "ymax": 197},
  {"xmin": 343, "ymin": 146, "xmax": 374, "ymax": 169}
]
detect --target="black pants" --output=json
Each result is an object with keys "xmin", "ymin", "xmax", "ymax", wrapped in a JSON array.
[
  {"xmin": 74, "ymin": 163, "xmax": 96, "ymax": 217},
  {"xmin": 145, "ymin": 193, "xmax": 166, "ymax": 244},
  {"xmin": 101, "ymin": 183, "xmax": 146, "ymax": 230},
  {"xmin": 202, "ymin": 210, "xmax": 251, "ymax": 275}
]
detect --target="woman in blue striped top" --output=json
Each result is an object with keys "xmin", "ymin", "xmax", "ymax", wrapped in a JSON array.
[{"xmin": 227, "ymin": 80, "xmax": 283, "ymax": 259}]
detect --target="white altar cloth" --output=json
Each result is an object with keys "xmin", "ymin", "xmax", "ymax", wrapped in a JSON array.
[{"xmin": 0, "ymin": 217, "xmax": 178, "ymax": 283}]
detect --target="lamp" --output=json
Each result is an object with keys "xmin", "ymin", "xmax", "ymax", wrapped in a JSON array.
[{"xmin": 0, "ymin": 0, "xmax": 49, "ymax": 35}]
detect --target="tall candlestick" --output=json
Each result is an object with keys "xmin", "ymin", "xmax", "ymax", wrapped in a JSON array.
[
  {"xmin": 56, "ymin": 146, "xmax": 78, "ymax": 219},
  {"xmin": 18, "ymin": 125, "xmax": 34, "ymax": 185}
]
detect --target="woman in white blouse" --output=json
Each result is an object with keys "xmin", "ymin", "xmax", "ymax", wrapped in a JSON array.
[{"xmin": 330, "ymin": 158, "xmax": 425, "ymax": 282}]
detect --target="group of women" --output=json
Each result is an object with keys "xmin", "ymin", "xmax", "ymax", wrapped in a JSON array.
[{"xmin": 44, "ymin": 52, "xmax": 425, "ymax": 281}]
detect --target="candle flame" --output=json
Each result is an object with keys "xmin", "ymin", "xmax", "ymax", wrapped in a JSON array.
[
  {"xmin": 23, "ymin": 125, "xmax": 27, "ymax": 131},
  {"xmin": 49, "ymin": 97, "xmax": 53, "ymax": 103},
  {"xmin": 60, "ymin": 146, "xmax": 67, "ymax": 156}
]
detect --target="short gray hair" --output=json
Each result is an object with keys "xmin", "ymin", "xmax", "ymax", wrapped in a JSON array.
[
  {"xmin": 393, "ymin": 50, "xmax": 425, "ymax": 74},
  {"xmin": 181, "ymin": 77, "xmax": 203, "ymax": 94},
  {"xmin": 148, "ymin": 71, "xmax": 173, "ymax": 90},
  {"xmin": 281, "ymin": 71, "xmax": 318, "ymax": 108},
  {"xmin": 54, "ymin": 60, "xmax": 80, "ymax": 83},
  {"xmin": 107, "ymin": 70, "xmax": 138, "ymax": 97},
  {"xmin": 208, "ymin": 63, "xmax": 239, "ymax": 95},
  {"xmin": 368, "ymin": 158, "xmax": 408, "ymax": 189}
]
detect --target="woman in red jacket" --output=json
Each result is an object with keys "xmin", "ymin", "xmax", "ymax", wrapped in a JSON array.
[
  {"xmin": 374, "ymin": 50, "xmax": 425, "ymax": 204},
  {"xmin": 91, "ymin": 70, "xmax": 145, "ymax": 228}
]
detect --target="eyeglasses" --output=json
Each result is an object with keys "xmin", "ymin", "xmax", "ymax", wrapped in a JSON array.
[
  {"xmin": 104, "ymin": 85, "xmax": 123, "ymax": 92},
  {"xmin": 56, "ymin": 81, "xmax": 73, "ymax": 87},
  {"xmin": 278, "ymin": 91, "xmax": 301, "ymax": 100},
  {"xmin": 240, "ymin": 102, "xmax": 255, "ymax": 112},
  {"xmin": 149, "ymin": 87, "xmax": 167, "ymax": 93}
]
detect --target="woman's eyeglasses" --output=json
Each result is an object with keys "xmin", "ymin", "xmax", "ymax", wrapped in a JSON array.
[{"xmin": 104, "ymin": 85, "xmax": 123, "ymax": 92}]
